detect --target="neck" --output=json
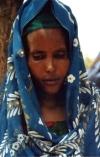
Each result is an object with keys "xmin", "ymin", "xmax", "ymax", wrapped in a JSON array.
[
  {"xmin": 39, "ymin": 93, "xmax": 66, "ymax": 122},
  {"xmin": 33, "ymin": 78, "xmax": 65, "ymax": 109},
  {"xmin": 38, "ymin": 89, "xmax": 65, "ymax": 109},
  {"xmin": 41, "ymin": 95, "xmax": 59, "ymax": 109},
  {"xmin": 33, "ymin": 81, "xmax": 67, "ymax": 122}
]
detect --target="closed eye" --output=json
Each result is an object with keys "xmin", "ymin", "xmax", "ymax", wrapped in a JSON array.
[
  {"xmin": 31, "ymin": 51, "xmax": 46, "ymax": 60},
  {"xmin": 54, "ymin": 50, "xmax": 68, "ymax": 59}
]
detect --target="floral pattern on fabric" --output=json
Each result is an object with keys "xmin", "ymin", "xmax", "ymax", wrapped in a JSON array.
[{"xmin": 0, "ymin": 0, "xmax": 100, "ymax": 156}]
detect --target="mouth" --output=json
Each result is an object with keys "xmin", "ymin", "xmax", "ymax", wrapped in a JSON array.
[{"xmin": 42, "ymin": 78, "xmax": 61, "ymax": 86}]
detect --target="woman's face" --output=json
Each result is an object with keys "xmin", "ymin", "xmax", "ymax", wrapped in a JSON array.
[{"xmin": 25, "ymin": 28, "xmax": 70, "ymax": 95}]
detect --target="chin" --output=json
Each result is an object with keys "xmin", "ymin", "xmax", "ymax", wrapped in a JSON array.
[
  {"xmin": 43, "ymin": 87, "xmax": 61, "ymax": 96},
  {"xmin": 34, "ymin": 81, "xmax": 64, "ymax": 96}
]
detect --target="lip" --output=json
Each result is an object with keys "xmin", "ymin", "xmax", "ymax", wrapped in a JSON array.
[{"xmin": 42, "ymin": 78, "xmax": 61, "ymax": 86}]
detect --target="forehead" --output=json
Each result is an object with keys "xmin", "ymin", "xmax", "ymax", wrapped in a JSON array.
[
  {"xmin": 26, "ymin": 28, "xmax": 66, "ymax": 41},
  {"xmin": 26, "ymin": 28, "xmax": 69, "ymax": 50}
]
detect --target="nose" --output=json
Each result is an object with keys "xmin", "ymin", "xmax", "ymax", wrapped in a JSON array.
[{"xmin": 45, "ymin": 58, "xmax": 55, "ymax": 73}]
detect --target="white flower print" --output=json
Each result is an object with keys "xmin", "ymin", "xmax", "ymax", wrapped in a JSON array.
[
  {"xmin": 12, "ymin": 142, "xmax": 20, "ymax": 151},
  {"xmin": 17, "ymin": 50, "xmax": 25, "ymax": 57},
  {"xmin": 10, "ymin": 149, "xmax": 15, "ymax": 157},
  {"xmin": 17, "ymin": 134, "xmax": 25, "ymax": 143},
  {"xmin": 18, "ymin": 134, "xmax": 29, "ymax": 144},
  {"xmin": 73, "ymin": 38, "xmax": 78, "ymax": 47},
  {"xmin": 6, "ymin": 134, "xmax": 29, "ymax": 156},
  {"xmin": 67, "ymin": 74, "xmax": 76, "ymax": 83}
]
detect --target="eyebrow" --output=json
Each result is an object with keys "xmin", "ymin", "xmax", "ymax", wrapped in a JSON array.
[
  {"xmin": 30, "ymin": 50, "xmax": 44, "ymax": 54},
  {"xmin": 30, "ymin": 47, "xmax": 68, "ymax": 54}
]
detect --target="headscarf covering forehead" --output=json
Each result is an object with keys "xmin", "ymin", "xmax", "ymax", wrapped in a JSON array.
[
  {"xmin": 23, "ymin": 3, "xmax": 62, "ymax": 35},
  {"xmin": 0, "ymin": 0, "xmax": 100, "ymax": 156}
]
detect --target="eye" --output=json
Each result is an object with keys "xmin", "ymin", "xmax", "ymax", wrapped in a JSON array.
[
  {"xmin": 54, "ymin": 50, "xmax": 68, "ymax": 59},
  {"xmin": 31, "ymin": 51, "xmax": 46, "ymax": 61}
]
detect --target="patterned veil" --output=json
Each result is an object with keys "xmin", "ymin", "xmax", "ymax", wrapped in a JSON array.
[{"xmin": 0, "ymin": 0, "xmax": 100, "ymax": 156}]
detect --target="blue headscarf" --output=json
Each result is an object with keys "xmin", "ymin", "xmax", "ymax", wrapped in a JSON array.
[{"xmin": 0, "ymin": 0, "xmax": 100, "ymax": 156}]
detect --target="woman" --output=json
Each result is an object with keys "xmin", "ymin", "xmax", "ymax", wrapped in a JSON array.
[{"xmin": 0, "ymin": 0, "xmax": 100, "ymax": 156}]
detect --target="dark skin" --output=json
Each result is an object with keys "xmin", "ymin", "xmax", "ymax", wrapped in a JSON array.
[{"xmin": 25, "ymin": 28, "xmax": 70, "ymax": 122}]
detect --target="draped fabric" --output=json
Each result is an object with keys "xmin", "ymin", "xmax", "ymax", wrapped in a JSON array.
[{"xmin": 0, "ymin": 0, "xmax": 100, "ymax": 156}]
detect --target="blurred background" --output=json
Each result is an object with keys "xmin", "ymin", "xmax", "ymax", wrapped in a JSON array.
[
  {"xmin": 61, "ymin": 0, "xmax": 100, "ymax": 69},
  {"xmin": 0, "ymin": 0, "xmax": 23, "ymax": 83}
]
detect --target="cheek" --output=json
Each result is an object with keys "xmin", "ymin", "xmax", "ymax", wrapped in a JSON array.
[
  {"xmin": 66, "ymin": 60, "xmax": 70, "ymax": 72},
  {"xmin": 27, "ymin": 59, "xmax": 42, "ymax": 79},
  {"xmin": 60, "ymin": 60, "xmax": 70, "ymax": 76}
]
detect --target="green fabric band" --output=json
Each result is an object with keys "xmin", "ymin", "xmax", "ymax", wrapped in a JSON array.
[{"xmin": 24, "ymin": 12, "xmax": 61, "ymax": 35}]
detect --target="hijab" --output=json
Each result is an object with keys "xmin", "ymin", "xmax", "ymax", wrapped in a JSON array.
[{"xmin": 0, "ymin": 0, "xmax": 100, "ymax": 156}]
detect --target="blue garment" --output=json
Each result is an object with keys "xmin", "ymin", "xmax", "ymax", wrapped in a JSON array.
[{"xmin": 0, "ymin": 0, "xmax": 100, "ymax": 156}]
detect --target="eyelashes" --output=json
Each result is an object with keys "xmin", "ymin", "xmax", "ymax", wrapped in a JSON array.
[
  {"xmin": 53, "ymin": 51, "xmax": 68, "ymax": 59},
  {"xmin": 30, "ymin": 50, "xmax": 68, "ymax": 61},
  {"xmin": 32, "ymin": 52, "xmax": 45, "ymax": 60}
]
